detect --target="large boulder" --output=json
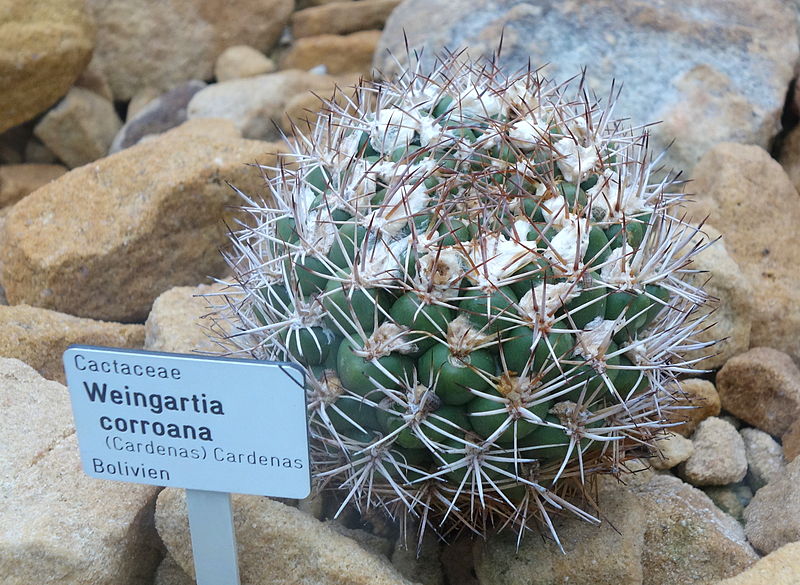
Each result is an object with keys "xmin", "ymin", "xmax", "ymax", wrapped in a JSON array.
[
  {"xmin": 0, "ymin": 0, "xmax": 94, "ymax": 132},
  {"xmin": 0, "ymin": 304, "xmax": 144, "ymax": 383},
  {"xmin": 744, "ymin": 458, "xmax": 800, "ymax": 554},
  {"xmin": 87, "ymin": 0, "xmax": 295, "ymax": 100},
  {"xmin": 155, "ymin": 488, "xmax": 415, "ymax": 585},
  {"xmin": 0, "ymin": 358, "xmax": 162, "ymax": 585},
  {"xmin": 376, "ymin": 0, "xmax": 798, "ymax": 174},
  {"xmin": 0, "ymin": 119, "xmax": 284, "ymax": 323},
  {"xmin": 690, "ymin": 143, "xmax": 800, "ymax": 362},
  {"xmin": 474, "ymin": 474, "xmax": 758, "ymax": 585}
]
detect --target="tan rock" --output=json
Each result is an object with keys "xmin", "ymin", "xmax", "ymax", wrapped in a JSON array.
[
  {"xmin": 703, "ymin": 483, "xmax": 753, "ymax": 523},
  {"xmin": 632, "ymin": 475, "xmax": 758, "ymax": 584},
  {"xmin": 0, "ymin": 304, "xmax": 144, "ymax": 383},
  {"xmin": 0, "ymin": 0, "xmax": 94, "ymax": 132},
  {"xmin": 153, "ymin": 555, "xmax": 194, "ymax": 585},
  {"xmin": 127, "ymin": 88, "xmax": 163, "ymax": 121},
  {"xmin": 144, "ymin": 284, "xmax": 231, "ymax": 354},
  {"xmin": 777, "ymin": 123, "xmax": 800, "ymax": 193},
  {"xmin": 187, "ymin": 70, "xmax": 338, "ymax": 140},
  {"xmin": 34, "ymin": 87, "xmax": 123, "ymax": 168},
  {"xmin": 680, "ymin": 225, "xmax": 752, "ymax": 370},
  {"xmin": 0, "ymin": 119, "xmax": 285, "ymax": 323},
  {"xmin": 716, "ymin": 347, "xmax": 800, "ymax": 437},
  {"xmin": 214, "ymin": 45, "xmax": 276, "ymax": 82},
  {"xmin": 281, "ymin": 74, "xmax": 362, "ymax": 134},
  {"xmin": 782, "ymin": 418, "xmax": 800, "ymax": 462},
  {"xmin": 744, "ymin": 458, "xmax": 800, "ymax": 554},
  {"xmin": 690, "ymin": 144, "xmax": 800, "ymax": 362},
  {"xmin": 680, "ymin": 417, "xmax": 748, "ymax": 486},
  {"xmin": 475, "ymin": 474, "xmax": 758, "ymax": 585},
  {"xmin": 475, "ymin": 486, "xmax": 647, "ymax": 585},
  {"xmin": 155, "ymin": 488, "xmax": 415, "ymax": 585},
  {"xmin": 651, "ymin": 431, "xmax": 694, "ymax": 470},
  {"xmin": 292, "ymin": 0, "xmax": 402, "ymax": 38},
  {"xmin": 670, "ymin": 378, "xmax": 722, "ymax": 436},
  {"xmin": 281, "ymin": 31, "xmax": 382, "ymax": 75},
  {"xmin": 87, "ymin": 0, "xmax": 294, "ymax": 100},
  {"xmin": 23, "ymin": 137, "xmax": 59, "ymax": 164},
  {"xmin": 714, "ymin": 541, "xmax": 800, "ymax": 585},
  {"xmin": 740, "ymin": 427, "xmax": 786, "ymax": 491},
  {"xmin": 0, "ymin": 358, "xmax": 162, "ymax": 585},
  {"xmin": 0, "ymin": 163, "xmax": 67, "ymax": 208},
  {"xmin": 391, "ymin": 535, "xmax": 444, "ymax": 585},
  {"xmin": 74, "ymin": 54, "xmax": 115, "ymax": 102}
]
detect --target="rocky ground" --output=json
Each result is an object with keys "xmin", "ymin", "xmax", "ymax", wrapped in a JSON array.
[{"xmin": 1, "ymin": 1, "xmax": 800, "ymax": 584}]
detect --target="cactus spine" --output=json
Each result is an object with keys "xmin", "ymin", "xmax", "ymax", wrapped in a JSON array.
[{"xmin": 213, "ymin": 51, "xmax": 712, "ymax": 547}]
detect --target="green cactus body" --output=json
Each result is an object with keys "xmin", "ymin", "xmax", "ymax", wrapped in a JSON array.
[{"xmin": 215, "ymin": 53, "xmax": 712, "ymax": 546}]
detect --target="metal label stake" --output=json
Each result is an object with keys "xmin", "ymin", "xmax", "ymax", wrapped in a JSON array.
[{"xmin": 186, "ymin": 490, "xmax": 240, "ymax": 585}]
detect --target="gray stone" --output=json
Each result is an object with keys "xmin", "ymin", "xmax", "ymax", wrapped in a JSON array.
[
  {"xmin": 680, "ymin": 417, "xmax": 748, "ymax": 487},
  {"xmin": 376, "ymin": 0, "xmax": 798, "ymax": 174},
  {"xmin": 186, "ymin": 70, "xmax": 339, "ymax": 141},
  {"xmin": 111, "ymin": 81, "xmax": 207, "ymax": 153},
  {"xmin": 34, "ymin": 87, "xmax": 123, "ymax": 168},
  {"xmin": 740, "ymin": 427, "xmax": 786, "ymax": 491},
  {"xmin": 703, "ymin": 483, "xmax": 753, "ymax": 524},
  {"xmin": 744, "ymin": 458, "xmax": 800, "ymax": 554}
]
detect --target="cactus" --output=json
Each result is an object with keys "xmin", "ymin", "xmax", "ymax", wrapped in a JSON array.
[{"xmin": 213, "ymin": 51, "xmax": 712, "ymax": 548}]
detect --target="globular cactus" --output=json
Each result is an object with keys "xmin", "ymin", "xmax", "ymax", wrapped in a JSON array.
[{"xmin": 214, "ymin": 51, "xmax": 712, "ymax": 547}]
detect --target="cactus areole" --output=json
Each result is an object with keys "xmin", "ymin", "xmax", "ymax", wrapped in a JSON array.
[{"xmin": 213, "ymin": 51, "xmax": 712, "ymax": 548}]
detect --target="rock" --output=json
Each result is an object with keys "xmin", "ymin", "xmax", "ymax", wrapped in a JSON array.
[
  {"xmin": 0, "ymin": 304, "xmax": 144, "ymax": 383},
  {"xmin": 783, "ymin": 418, "xmax": 800, "ymax": 462},
  {"xmin": 144, "ymin": 283, "xmax": 230, "ymax": 354},
  {"xmin": 110, "ymin": 81, "xmax": 207, "ymax": 153},
  {"xmin": 187, "ymin": 70, "xmax": 338, "ymax": 140},
  {"xmin": 391, "ymin": 535, "xmax": 444, "ymax": 585},
  {"xmin": 23, "ymin": 137, "xmax": 59, "ymax": 164},
  {"xmin": 632, "ymin": 475, "xmax": 758, "ymax": 584},
  {"xmin": 0, "ymin": 119, "xmax": 285, "ymax": 323},
  {"xmin": 87, "ymin": 0, "xmax": 295, "ymax": 100},
  {"xmin": 153, "ymin": 555, "xmax": 194, "ymax": 585},
  {"xmin": 0, "ymin": 358, "xmax": 162, "ymax": 585},
  {"xmin": 0, "ymin": 163, "xmax": 67, "ymax": 208},
  {"xmin": 740, "ymin": 427, "xmax": 786, "ymax": 491},
  {"xmin": 475, "ymin": 474, "xmax": 758, "ymax": 585},
  {"xmin": 214, "ymin": 45, "xmax": 276, "ymax": 82},
  {"xmin": 680, "ymin": 225, "xmax": 752, "ymax": 370},
  {"xmin": 33, "ymin": 88, "xmax": 123, "ymax": 169},
  {"xmin": 376, "ymin": 0, "xmax": 798, "ymax": 174},
  {"xmin": 327, "ymin": 522, "xmax": 394, "ymax": 558},
  {"xmin": 0, "ymin": 0, "xmax": 94, "ymax": 133},
  {"xmin": 292, "ymin": 0, "xmax": 401, "ymax": 38},
  {"xmin": 777, "ymin": 124, "xmax": 800, "ymax": 193},
  {"xmin": 441, "ymin": 538, "xmax": 479, "ymax": 585},
  {"xmin": 475, "ymin": 486, "xmax": 647, "ymax": 585},
  {"xmin": 670, "ymin": 378, "xmax": 722, "ymax": 437},
  {"xmin": 281, "ymin": 73, "xmax": 362, "ymax": 133},
  {"xmin": 127, "ymin": 88, "xmax": 163, "ymax": 121},
  {"xmin": 714, "ymin": 541, "xmax": 800, "ymax": 585},
  {"xmin": 75, "ymin": 54, "xmax": 115, "ymax": 102},
  {"xmin": 703, "ymin": 483, "xmax": 753, "ymax": 524},
  {"xmin": 716, "ymin": 347, "xmax": 800, "ymax": 437},
  {"xmin": 280, "ymin": 31, "xmax": 382, "ymax": 75},
  {"xmin": 155, "ymin": 488, "xmax": 415, "ymax": 585},
  {"xmin": 744, "ymin": 458, "xmax": 800, "ymax": 554},
  {"xmin": 680, "ymin": 417, "xmax": 748, "ymax": 487},
  {"xmin": 651, "ymin": 431, "xmax": 694, "ymax": 470},
  {"xmin": 690, "ymin": 144, "xmax": 800, "ymax": 362}
]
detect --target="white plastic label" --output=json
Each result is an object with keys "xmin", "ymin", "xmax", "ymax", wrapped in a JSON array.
[{"xmin": 63, "ymin": 345, "xmax": 311, "ymax": 498}]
